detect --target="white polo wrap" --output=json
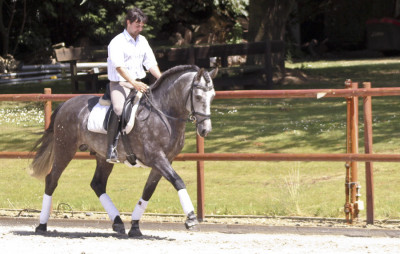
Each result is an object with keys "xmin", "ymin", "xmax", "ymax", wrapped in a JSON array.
[
  {"xmin": 178, "ymin": 189, "xmax": 194, "ymax": 215},
  {"xmin": 131, "ymin": 198, "xmax": 149, "ymax": 220},
  {"xmin": 39, "ymin": 194, "xmax": 52, "ymax": 224},
  {"xmin": 99, "ymin": 193, "xmax": 120, "ymax": 221}
]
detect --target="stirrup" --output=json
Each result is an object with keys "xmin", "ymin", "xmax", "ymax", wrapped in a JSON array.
[
  {"xmin": 106, "ymin": 147, "xmax": 120, "ymax": 163},
  {"xmin": 106, "ymin": 157, "xmax": 120, "ymax": 163}
]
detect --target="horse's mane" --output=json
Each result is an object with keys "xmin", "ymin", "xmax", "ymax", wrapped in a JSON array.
[{"xmin": 150, "ymin": 65, "xmax": 200, "ymax": 91}]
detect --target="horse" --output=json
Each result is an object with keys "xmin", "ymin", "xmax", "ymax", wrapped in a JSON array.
[{"xmin": 30, "ymin": 65, "xmax": 217, "ymax": 237}]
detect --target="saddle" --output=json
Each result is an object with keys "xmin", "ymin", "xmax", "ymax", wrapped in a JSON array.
[
  {"xmin": 102, "ymin": 90, "xmax": 138, "ymax": 133},
  {"xmin": 89, "ymin": 91, "xmax": 140, "ymax": 135},
  {"xmin": 88, "ymin": 87, "xmax": 143, "ymax": 167}
]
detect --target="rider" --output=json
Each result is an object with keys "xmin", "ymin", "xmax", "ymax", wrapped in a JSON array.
[{"xmin": 106, "ymin": 7, "xmax": 162, "ymax": 163}]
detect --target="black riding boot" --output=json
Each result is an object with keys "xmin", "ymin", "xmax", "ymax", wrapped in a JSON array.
[{"xmin": 106, "ymin": 110, "xmax": 120, "ymax": 163}]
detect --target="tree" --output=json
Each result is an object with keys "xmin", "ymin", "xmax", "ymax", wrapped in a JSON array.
[
  {"xmin": 247, "ymin": 0, "xmax": 296, "ymax": 73},
  {"xmin": 0, "ymin": 0, "xmax": 27, "ymax": 57}
]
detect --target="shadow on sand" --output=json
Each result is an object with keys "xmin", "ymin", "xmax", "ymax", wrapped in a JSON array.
[{"xmin": 11, "ymin": 230, "xmax": 175, "ymax": 241}]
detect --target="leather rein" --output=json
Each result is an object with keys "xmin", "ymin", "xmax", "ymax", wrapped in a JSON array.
[{"xmin": 143, "ymin": 73, "xmax": 213, "ymax": 126}]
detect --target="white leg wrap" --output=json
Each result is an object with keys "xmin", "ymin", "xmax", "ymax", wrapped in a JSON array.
[
  {"xmin": 39, "ymin": 194, "xmax": 52, "ymax": 224},
  {"xmin": 131, "ymin": 198, "xmax": 148, "ymax": 221},
  {"xmin": 178, "ymin": 189, "xmax": 194, "ymax": 216},
  {"xmin": 99, "ymin": 193, "xmax": 120, "ymax": 221}
]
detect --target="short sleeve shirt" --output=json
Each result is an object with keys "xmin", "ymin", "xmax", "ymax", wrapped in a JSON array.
[{"xmin": 107, "ymin": 29, "xmax": 158, "ymax": 82}]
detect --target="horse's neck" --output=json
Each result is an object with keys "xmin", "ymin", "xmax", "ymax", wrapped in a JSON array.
[{"xmin": 153, "ymin": 72, "xmax": 193, "ymax": 117}]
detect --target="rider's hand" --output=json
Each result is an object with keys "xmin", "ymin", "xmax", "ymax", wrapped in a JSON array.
[{"xmin": 132, "ymin": 81, "xmax": 149, "ymax": 93}]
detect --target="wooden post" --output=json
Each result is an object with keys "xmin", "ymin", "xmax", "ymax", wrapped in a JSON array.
[
  {"xmin": 188, "ymin": 46, "xmax": 195, "ymax": 65},
  {"xmin": 44, "ymin": 88, "xmax": 52, "ymax": 130},
  {"xmin": 70, "ymin": 60, "xmax": 78, "ymax": 92},
  {"xmin": 363, "ymin": 82, "xmax": 375, "ymax": 224},
  {"xmin": 196, "ymin": 134, "xmax": 205, "ymax": 221},
  {"xmin": 264, "ymin": 39, "xmax": 273, "ymax": 89}
]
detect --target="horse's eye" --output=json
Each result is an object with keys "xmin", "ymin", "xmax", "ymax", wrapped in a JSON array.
[{"xmin": 195, "ymin": 95, "xmax": 202, "ymax": 102}]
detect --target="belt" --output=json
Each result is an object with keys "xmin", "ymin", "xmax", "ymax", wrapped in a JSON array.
[{"xmin": 110, "ymin": 78, "xmax": 144, "ymax": 84}]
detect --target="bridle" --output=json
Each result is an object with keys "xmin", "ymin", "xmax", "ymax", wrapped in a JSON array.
[
  {"xmin": 143, "ymin": 72, "xmax": 214, "ymax": 126},
  {"xmin": 186, "ymin": 74, "xmax": 213, "ymax": 125}
]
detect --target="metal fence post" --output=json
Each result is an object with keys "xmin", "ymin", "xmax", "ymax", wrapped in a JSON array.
[
  {"xmin": 344, "ymin": 79, "xmax": 352, "ymax": 222},
  {"xmin": 350, "ymin": 82, "xmax": 359, "ymax": 222},
  {"xmin": 196, "ymin": 134, "xmax": 205, "ymax": 221},
  {"xmin": 363, "ymin": 82, "xmax": 374, "ymax": 224}
]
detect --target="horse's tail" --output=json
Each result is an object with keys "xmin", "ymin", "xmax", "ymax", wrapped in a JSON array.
[{"xmin": 29, "ymin": 103, "xmax": 63, "ymax": 180}]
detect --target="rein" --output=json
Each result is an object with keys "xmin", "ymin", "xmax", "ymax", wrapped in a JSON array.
[
  {"xmin": 143, "ymin": 73, "xmax": 213, "ymax": 125},
  {"xmin": 143, "ymin": 90, "xmax": 187, "ymax": 122}
]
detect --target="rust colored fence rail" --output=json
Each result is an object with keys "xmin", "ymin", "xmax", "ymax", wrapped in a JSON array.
[
  {"xmin": 1, "ymin": 85, "xmax": 400, "ymax": 224},
  {"xmin": 2, "ymin": 87, "xmax": 400, "ymax": 101}
]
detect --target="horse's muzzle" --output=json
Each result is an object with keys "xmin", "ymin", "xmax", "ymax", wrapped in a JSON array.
[{"xmin": 197, "ymin": 119, "xmax": 212, "ymax": 137}]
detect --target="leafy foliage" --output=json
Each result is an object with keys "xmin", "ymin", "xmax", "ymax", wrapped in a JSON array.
[
  {"xmin": 2, "ymin": 0, "xmax": 247, "ymax": 62},
  {"xmin": 132, "ymin": 0, "xmax": 172, "ymax": 39}
]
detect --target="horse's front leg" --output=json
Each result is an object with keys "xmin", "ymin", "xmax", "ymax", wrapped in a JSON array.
[
  {"xmin": 160, "ymin": 163, "xmax": 199, "ymax": 230},
  {"xmin": 128, "ymin": 160, "xmax": 198, "ymax": 237}
]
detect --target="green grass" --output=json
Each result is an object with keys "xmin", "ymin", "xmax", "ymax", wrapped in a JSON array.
[
  {"xmin": 285, "ymin": 57, "xmax": 400, "ymax": 88},
  {"xmin": 1, "ymin": 57, "xmax": 400, "ymax": 220}
]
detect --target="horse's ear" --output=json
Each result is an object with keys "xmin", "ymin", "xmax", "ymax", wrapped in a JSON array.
[
  {"xmin": 196, "ymin": 68, "xmax": 204, "ymax": 81},
  {"xmin": 209, "ymin": 68, "xmax": 218, "ymax": 79}
]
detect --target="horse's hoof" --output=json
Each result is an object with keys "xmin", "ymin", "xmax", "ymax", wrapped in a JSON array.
[
  {"xmin": 128, "ymin": 220, "xmax": 143, "ymax": 237},
  {"xmin": 185, "ymin": 211, "xmax": 199, "ymax": 230},
  {"xmin": 112, "ymin": 216, "xmax": 126, "ymax": 234},
  {"xmin": 35, "ymin": 223, "xmax": 47, "ymax": 233}
]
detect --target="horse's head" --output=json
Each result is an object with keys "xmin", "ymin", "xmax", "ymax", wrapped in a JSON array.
[{"xmin": 187, "ymin": 68, "xmax": 218, "ymax": 137}]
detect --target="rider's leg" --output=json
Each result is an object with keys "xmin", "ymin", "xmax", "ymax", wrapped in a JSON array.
[
  {"xmin": 106, "ymin": 82, "xmax": 130, "ymax": 163},
  {"xmin": 106, "ymin": 109, "xmax": 120, "ymax": 163}
]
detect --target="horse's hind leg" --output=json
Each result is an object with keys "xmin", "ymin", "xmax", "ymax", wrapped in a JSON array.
[
  {"xmin": 128, "ymin": 169, "xmax": 162, "ymax": 237},
  {"xmin": 35, "ymin": 148, "xmax": 76, "ymax": 233},
  {"xmin": 90, "ymin": 156, "xmax": 125, "ymax": 234}
]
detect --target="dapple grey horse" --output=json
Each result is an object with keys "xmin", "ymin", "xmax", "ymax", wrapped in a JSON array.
[{"xmin": 30, "ymin": 65, "xmax": 217, "ymax": 237}]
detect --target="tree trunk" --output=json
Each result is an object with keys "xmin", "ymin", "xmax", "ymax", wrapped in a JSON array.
[
  {"xmin": 0, "ymin": 0, "xmax": 9, "ymax": 57},
  {"xmin": 248, "ymin": 0, "xmax": 296, "ymax": 84},
  {"xmin": 12, "ymin": 0, "xmax": 26, "ymax": 55}
]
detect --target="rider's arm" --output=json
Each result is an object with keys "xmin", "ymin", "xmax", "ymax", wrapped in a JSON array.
[
  {"xmin": 116, "ymin": 67, "xmax": 148, "ymax": 92},
  {"xmin": 148, "ymin": 65, "xmax": 162, "ymax": 79}
]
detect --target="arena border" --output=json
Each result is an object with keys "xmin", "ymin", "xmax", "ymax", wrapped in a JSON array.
[{"xmin": 1, "ymin": 82, "xmax": 400, "ymax": 224}]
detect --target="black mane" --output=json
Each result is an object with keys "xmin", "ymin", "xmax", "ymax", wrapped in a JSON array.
[{"xmin": 150, "ymin": 65, "xmax": 200, "ymax": 91}]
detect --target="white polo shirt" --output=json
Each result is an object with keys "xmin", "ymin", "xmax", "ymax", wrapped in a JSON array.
[{"xmin": 107, "ymin": 29, "xmax": 158, "ymax": 82}]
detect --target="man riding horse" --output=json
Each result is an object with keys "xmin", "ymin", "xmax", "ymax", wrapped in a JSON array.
[
  {"xmin": 106, "ymin": 7, "xmax": 162, "ymax": 163},
  {"xmin": 31, "ymin": 7, "xmax": 217, "ymax": 237}
]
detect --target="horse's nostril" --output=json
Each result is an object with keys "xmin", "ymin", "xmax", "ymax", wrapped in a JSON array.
[{"xmin": 201, "ymin": 129, "xmax": 207, "ymax": 137}]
